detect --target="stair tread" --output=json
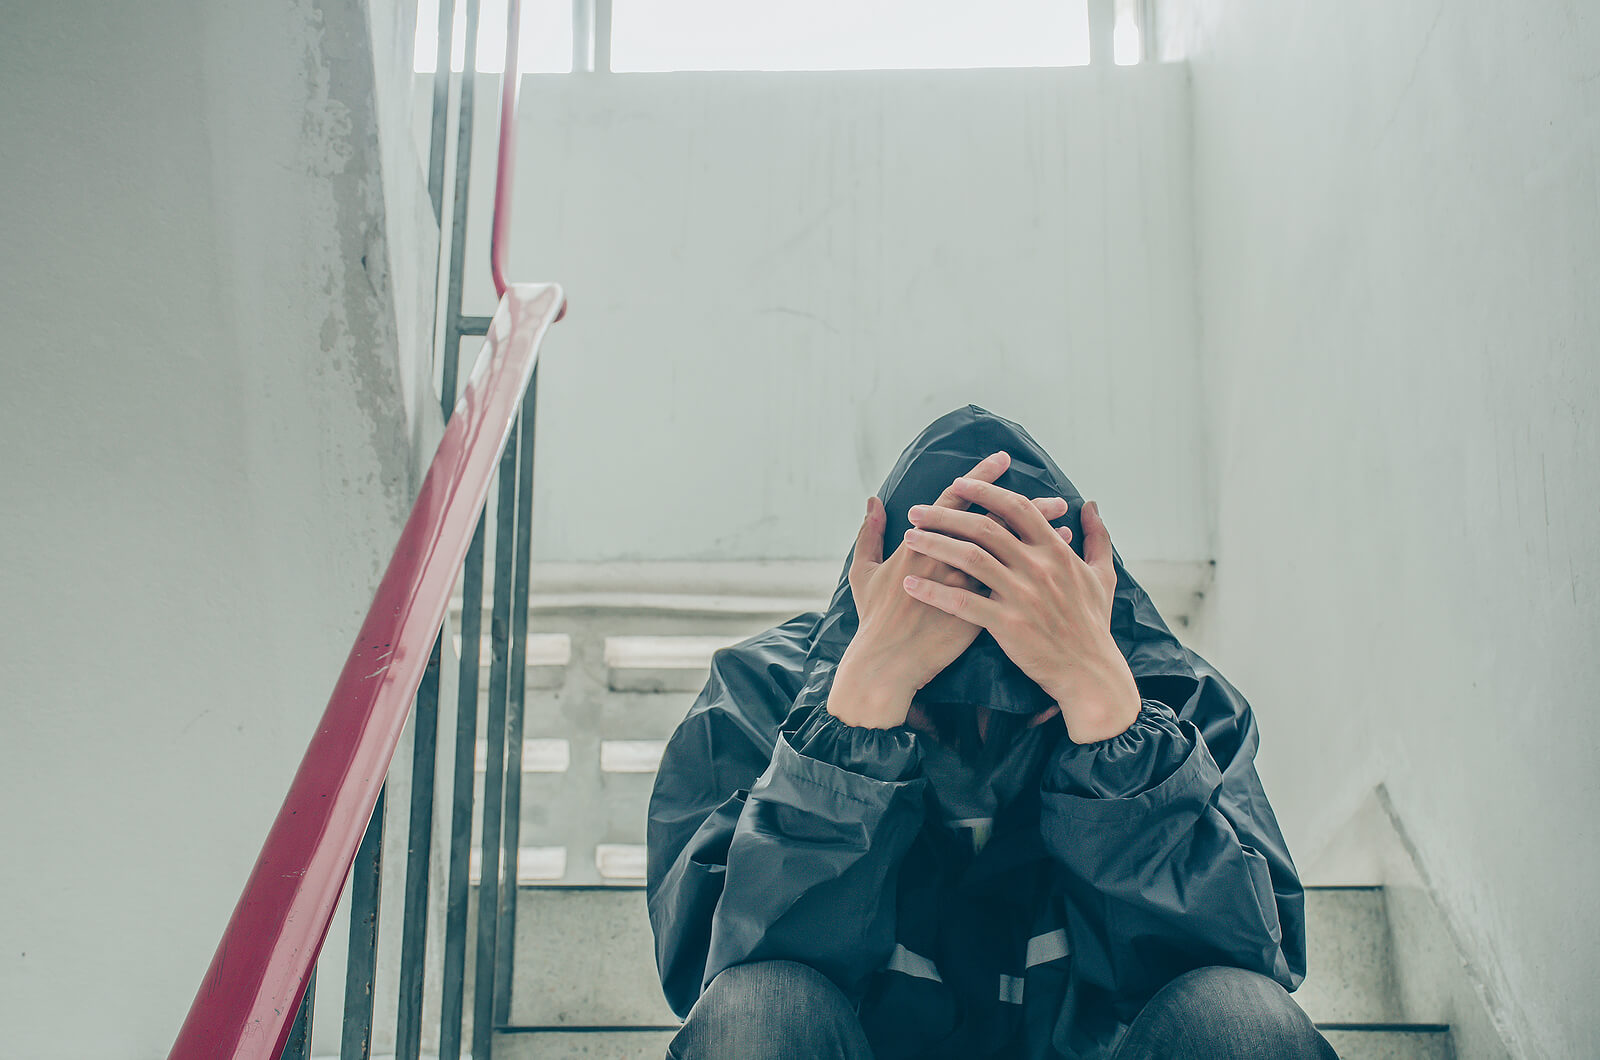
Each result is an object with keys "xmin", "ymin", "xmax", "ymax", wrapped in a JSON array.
[
  {"xmin": 490, "ymin": 884, "xmax": 1414, "ymax": 1029},
  {"xmin": 489, "ymin": 1025, "xmax": 1453, "ymax": 1060}
]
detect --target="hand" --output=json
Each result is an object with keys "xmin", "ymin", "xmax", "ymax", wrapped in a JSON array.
[
  {"xmin": 899, "ymin": 477, "xmax": 1142, "ymax": 743},
  {"xmin": 833, "ymin": 451, "xmax": 1071, "ymax": 727}
]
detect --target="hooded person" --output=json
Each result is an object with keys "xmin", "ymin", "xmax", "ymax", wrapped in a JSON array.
[{"xmin": 645, "ymin": 403, "xmax": 1309, "ymax": 1060}]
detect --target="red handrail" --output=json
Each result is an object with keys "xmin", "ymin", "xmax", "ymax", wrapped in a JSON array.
[
  {"xmin": 166, "ymin": 283, "xmax": 564, "ymax": 1060},
  {"xmin": 490, "ymin": 0, "xmax": 522, "ymax": 298}
]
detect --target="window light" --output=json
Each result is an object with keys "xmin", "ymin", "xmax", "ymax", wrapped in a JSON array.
[
  {"xmin": 413, "ymin": 0, "xmax": 573, "ymax": 73},
  {"xmin": 610, "ymin": 0, "xmax": 1091, "ymax": 73}
]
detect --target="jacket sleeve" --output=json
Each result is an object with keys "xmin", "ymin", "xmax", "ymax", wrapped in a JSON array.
[
  {"xmin": 1037, "ymin": 670, "xmax": 1307, "ymax": 1008},
  {"xmin": 647, "ymin": 647, "xmax": 930, "ymax": 1018}
]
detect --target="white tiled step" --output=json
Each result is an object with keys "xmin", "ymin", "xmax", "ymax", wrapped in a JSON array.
[
  {"xmin": 451, "ymin": 631, "xmax": 571, "ymax": 689},
  {"xmin": 471, "ymin": 739, "xmax": 666, "ymax": 774},
  {"xmin": 468, "ymin": 845, "xmax": 567, "ymax": 884},
  {"xmin": 475, "ymin": 738, "xmax": 572, "ymax": 773},
  {"xmin": 594, "ymin": 843, "xmax": 648, "ymax": 879},
  {"xmin": 604, "ymin": 635, "xmax": 746, "ymax": 692},
  {"xmin": 499, "ymin": 886, "xmax": 1411, "ymax": 1030},
  {"xmin": 600, "ymin": 740, "xmax": 668, "ymax": 772},
  {"xmin": 466, "ymin": 845, "xmax": 648, "ymax": 883}
]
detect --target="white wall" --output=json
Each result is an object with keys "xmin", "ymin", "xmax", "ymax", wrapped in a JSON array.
[
  {"xmin": 1155, "ymin": 3, "xmax": 1600, "ymax": 1056},
  {"xmin": 0, "ymin": 1, "xmax": 434, "ymax": 1056},
  {"xmin": 430, "ymin": 67, "xmax": 1211, "ymax": 573}
]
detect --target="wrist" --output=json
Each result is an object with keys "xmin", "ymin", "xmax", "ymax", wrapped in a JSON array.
[
  {"xmin": 1046, "ymin": 641, "xmax": 1142, "ymax": 744},
  {"xmin": 830, "ymin": 649, "xmax": 917, "ymax": 729},
  {"xmin": 1061, "ymin": 693, "xmax": 1142, "ymax": 744}
]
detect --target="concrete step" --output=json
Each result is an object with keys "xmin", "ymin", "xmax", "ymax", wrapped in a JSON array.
[
  {"xmin": 492, "ymin": 1028, "xmax": 676, "ymax": 1059},
  {"xmin": 488, "ymin": 1025, "xmax": 1453, "ymax": 1059},
  {"xmin": 1295, "ymin": 886, "xmax": 1404, "ymax": 1025},
  {"xmin": 435, "ymin": 590, "xmax": 1450, "ymax": 1058},
  {"xmin": 491, "ymin": 885, "xmax": 1414, "ymax": 1030},
  {"xmin": 1319, "ymin": 1026, "xmax": 1454, "ymax": 1060}
]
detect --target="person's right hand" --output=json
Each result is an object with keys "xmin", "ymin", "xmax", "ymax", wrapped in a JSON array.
[{"xmin": 841, "ymin": 450, "xmax": 1071, "ymax": 705}]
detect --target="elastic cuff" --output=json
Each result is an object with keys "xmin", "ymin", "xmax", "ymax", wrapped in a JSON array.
[
  {"xmin": 1043, "ymin": 699, "xmax": 1193, "ymax": 800},
  {"xmin": 787, "ymin": 699, "xmax": 923, "ymax": 783}
]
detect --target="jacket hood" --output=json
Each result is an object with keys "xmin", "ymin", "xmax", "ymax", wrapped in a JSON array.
[{"xmin": 792, "ymin": 403, "xmax": 1196, "ymax": 718}]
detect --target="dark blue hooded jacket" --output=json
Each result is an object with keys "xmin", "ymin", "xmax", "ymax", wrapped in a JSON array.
[{"xmin": 645, "ymin": 404, "xmax": 1306, "ymax": 1060}]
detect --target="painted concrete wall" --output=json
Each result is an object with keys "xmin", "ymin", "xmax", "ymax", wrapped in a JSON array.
[
  {"xmin": 425, "ymin": 67, "xmax": 1211, "ymax": 575},
  {"xmin": 0, "ymin": 0, "xmax": 435, "ymax": 1056},
  {"xmin": 1154, "ymin": 3, "xmax": 1599, "ymax": 1056}
]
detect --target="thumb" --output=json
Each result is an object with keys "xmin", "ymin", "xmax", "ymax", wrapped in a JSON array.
[
  {"xmin": 1082, "ymin": 499, "xmax": 1114, "ymax": 578},
  {"xmin": 849, "ymin": 495, "xmax": 884, "ymax": 595}
]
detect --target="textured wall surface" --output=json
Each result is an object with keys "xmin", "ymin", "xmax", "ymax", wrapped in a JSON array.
[
  {"xmin": 1155, "ymin": 3, "xmax": 1599, "ymax": 1056},
  {"xmin": 429, "ymin": 67, "xmax": 1209, "ymax": 572},
  {"xmin": 0, "ymin": 1, "xmax": 429, "ymax": 1055}
]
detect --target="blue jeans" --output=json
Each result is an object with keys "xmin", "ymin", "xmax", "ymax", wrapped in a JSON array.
[{"xmin": 664, "ymin": 959, "xmax": 1341, "ymax": 1060}]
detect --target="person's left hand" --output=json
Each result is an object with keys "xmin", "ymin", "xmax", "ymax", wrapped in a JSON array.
[{"xmin": 899, "ymin": 467, "xmax": 1142, "ymax": 743}]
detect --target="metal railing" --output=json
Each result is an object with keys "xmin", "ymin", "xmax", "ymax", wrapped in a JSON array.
[{"xmin": 167, "ymin": 0, "xmax": 559, "ymax": 1056}]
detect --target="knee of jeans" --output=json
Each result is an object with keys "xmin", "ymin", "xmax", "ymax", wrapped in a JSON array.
[
  {"xmin": 1156, "ymin": 965, "xmax": 1317, "ymax": 1046},
  {"xmin": 696, "ymin": 959, "xmax": 856, "ymax": 1029}
]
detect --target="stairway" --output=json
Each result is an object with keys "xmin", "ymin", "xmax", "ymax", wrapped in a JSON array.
[{"xmin": 458, "ymin": 601, "xmax": 1456, "ymax": 1060}]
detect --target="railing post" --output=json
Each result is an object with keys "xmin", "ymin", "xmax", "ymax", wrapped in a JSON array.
[
  {"xmin": 426, "ymin": 0, "xmax": 455, "ymax": 222},
  {"xmin": 440, "ymin": 0, "xmax": 484, "ymax": 414},
  {"xmin": 579, "ymin": 0, "xmax": 598, "ymax": 72},
  {"xmin": 595, "ymin": 0, "xmax": 613, "ymax": 73},
  {"xmin": 393, "ymin": 635, "xmax": 442, "ymax": 1060},
  {"xmin": 438, "ymin": 512, "xmax": 487, "ymax": 1060},
  {"xmin": 1087, "ymin": 0, "xmax": 1115, "ymax": 65},
  {"xmin": 280, "ymin": 967, "xmax": 317, "ymax": 1060},
  {"xmin": 339, "ymin": 788, "xmax": 385, "ymax": 1060},
  {"xmin": 436, "ymin": 0, "xmax": 486, "ymax": 1053},
  {"xmin": 471, "ymin": 414, "xmax": 523, "ymax": 1060},
  {"xmin": 493, "ymin": 367, "xmax": 539, "ymax": 1022}
]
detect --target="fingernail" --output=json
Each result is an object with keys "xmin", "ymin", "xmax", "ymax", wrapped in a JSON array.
[{"xmin": 1090, "ymin": 500, "xmax": 1102, "ymax": 520}]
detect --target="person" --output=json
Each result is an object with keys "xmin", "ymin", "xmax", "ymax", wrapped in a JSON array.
[{"xmin": 645, "ymin": 404, "xmax": 1339, "ymax": 1059}]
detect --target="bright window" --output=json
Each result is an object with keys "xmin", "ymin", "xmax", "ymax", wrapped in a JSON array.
[
  {"xmin": 413, "ymin": 0, "xmax": 573, "ymax": 73},
  {"xmin": 610, "ymin": 0, "xmax": 1091, "ymax": 72},
  {"xmin": 409, "ymin": 0, "xmax": 1139, "ymax": 75}
]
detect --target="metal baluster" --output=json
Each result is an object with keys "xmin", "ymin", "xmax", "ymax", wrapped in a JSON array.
[
  {"xmin": 426, "ymin": 0, "xmax": 458, "ymax": 427},
  {"xmin": 595, "ymin": 0, "xmax": 613, "ymax": 73},
  {"xmin": 493, "ymin": 368, "xmax": 538, "ymax": 1022},
  {"xmin": 435, "ymin": 0, "xmax": 486, "ymax": 1052},
  {"xmin": 394, "ymin": 634, "xmax": 442, "ymax": 1060},
  {"xmin": 281, "ymin": 966, "xmax": 317, "ymax": 1060},
  {"xmin": 472, "ymin": 419, "xmax": 521, "ymax": 1060},
  {"xmin": 426, "ymin": 0, "xmax": 453, "ymax": 222},
  {"xmin": 440, "ymin": 0, "xmax": 484, "ymax": 415},
  {"xmin": 340, "ymin": 788, "xmax": 385, "ymax": 1059},
  {"xmin": 438, "ymin": 512, "xmax": 487, "ymax": 1060}
]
